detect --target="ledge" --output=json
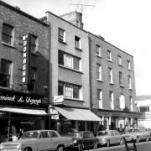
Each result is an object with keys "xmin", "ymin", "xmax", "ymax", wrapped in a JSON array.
[
  {"xmin": 58, "ymin": 65, "xmax": 83, "ymax": 74},
  {"xmin": 1, "ymin": 41, "xmax": 16, "ymax": 49}
]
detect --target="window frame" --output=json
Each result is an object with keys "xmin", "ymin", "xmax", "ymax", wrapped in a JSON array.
[
  {"xmin": 2, "ymin": 23, "xmax": 14, "ymax": 45},
  {"xmin": 58, "ymin": 28, "xmax": 65, "ymax": 43}
]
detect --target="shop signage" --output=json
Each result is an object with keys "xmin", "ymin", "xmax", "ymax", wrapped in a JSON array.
[
  {"xmin": 53, "ymin": 95, "xmax": 64, "ymax": 105},
  {"xmin": 0, "ymin": 89, "xmax": 45, "ymax": 108}
]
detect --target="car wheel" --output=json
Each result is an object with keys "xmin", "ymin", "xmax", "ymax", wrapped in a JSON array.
[
  {"xmin": 24, "ymin": 147, "xmax": 32, "ymax": 151},
  {"xmin": 106, "ymin": 140, "xmax": 110, "ymax": 147},
  {"xmin": 146, "ymin": 137, "xmax": 149, "ymax": 142},
  {"xmin": 136, "ymin": 137, "xmax": 139, "ymax": 143},
  {"xmin": 93, "ymin": 142, "xmax": 98, "ymax": 149},
  {"xmin": 77, "ymin": 143, "xmax": 83, "ymax": 151},
  {"xmin": 57, "ymin": 146, "xmax": 64, "ymax": 151}
]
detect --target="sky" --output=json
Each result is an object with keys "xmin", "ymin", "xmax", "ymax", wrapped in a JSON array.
[{"xmin": 3, "ymin": 0, "xmax": 151, "ymax": 96}]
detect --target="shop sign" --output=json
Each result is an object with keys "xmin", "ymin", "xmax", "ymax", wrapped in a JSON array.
[
  {"xmin": 0, "ymin": 90, "xmax": 44, "ymax": 108},
  {"xmin": 53, "ymin": 95, "xmax": 64, "ymax": 105}
]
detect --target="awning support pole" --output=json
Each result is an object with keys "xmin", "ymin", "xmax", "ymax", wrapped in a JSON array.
[{"xmin": 8, "ymin": 113, "xmax": 11, "ymax": 141}]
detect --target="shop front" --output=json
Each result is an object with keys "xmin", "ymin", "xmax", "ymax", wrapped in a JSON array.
[
  {"xmin": 49, "ymin": 105, "xmax": 102, "ymax": 135},
  {"xmin": 0, "ymin": 89, "xmax": 47, "ymax": 142},
  {"xmin": 93, "ymin": 108, "xmax": 141, "ymax": 131}
]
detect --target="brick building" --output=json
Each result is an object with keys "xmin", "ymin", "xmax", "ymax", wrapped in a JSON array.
[
  {"xmin": 88, "ymin": 33, "xmax": 140, "ymax": 130},
  {"xmin": 0, "ymin": 1, "xmax": 50, "ymax": 141}
]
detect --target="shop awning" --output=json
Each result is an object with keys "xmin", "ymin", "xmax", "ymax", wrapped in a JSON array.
[
  {"xmin": 55, "ymin": 107, "xmax": 102, "ymax": 121},
  {"xmin": 0, "ymin": 107, "xmax": 47, "ymax": 115}
]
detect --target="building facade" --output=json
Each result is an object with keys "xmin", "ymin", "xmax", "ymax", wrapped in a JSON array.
[
  {"xmin": 136, "ymin": 95, "xmax": 151, "ymax": 128},
  {"xmin": 0, "ymin": 1, "xmax": 50, "ymax": 141},
  {"xmin": 88, "ymin": 33, "xmax": 140, "ymax": 130},
  {"xmin": 46, "ymin": 11, "xmax": 101, "ymax": 133}
]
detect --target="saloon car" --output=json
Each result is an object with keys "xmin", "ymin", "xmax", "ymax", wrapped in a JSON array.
[
  {"xmin": 0, "ymin": 130, "xmax": 73, "ymax": 151},
  {"xmin": 125, "ymin": 128, "xmax": 150, "ymax": 142},
  {"xmin": 72, "ymin": 131, "xmax": 98, "ymax": 151},
  {"xmin": 96, "ymin": 129, "xmax": 131, "ymax": 147}
]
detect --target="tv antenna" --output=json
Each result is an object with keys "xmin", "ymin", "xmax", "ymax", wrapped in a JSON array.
[{"xmin": 70, "ymin": 0, "xmax": 95, "ymax": 13}]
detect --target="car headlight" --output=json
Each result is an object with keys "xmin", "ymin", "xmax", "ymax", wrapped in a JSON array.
[
  {"xmin": 0, "ymin": 144, "xmax": 3, "ymax": 150},
  {"xmin": 73, "ymin": 140, "xmax": 77, "ymax": 144}
]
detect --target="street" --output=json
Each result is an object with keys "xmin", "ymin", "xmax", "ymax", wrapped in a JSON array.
[{"xmin": 85, "ymin": 141, "xmax": 151, "ymax": 151}]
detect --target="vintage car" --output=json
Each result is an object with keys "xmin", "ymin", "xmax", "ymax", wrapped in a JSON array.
[
  {"xmin": 71, "ymin": 131, "xmax": 98, "ymax": 151},
  {"xmin": 125, "ymin": 128, "xmax": 150, "ymax": 142},
  {"xmin": 96, "ymin": 129, "xmax": 131, "ymax": 147},
  {"xmin": 0, "ymin": 130, "xmax": 73, "ymax": 151}
]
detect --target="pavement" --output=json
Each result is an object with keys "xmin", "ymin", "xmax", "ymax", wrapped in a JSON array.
[{"xmin": 86, "ymin": 141, "xmax": 151, "ymax": 151}]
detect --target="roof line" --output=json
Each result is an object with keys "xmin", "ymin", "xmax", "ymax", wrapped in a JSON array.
[{"xmin": 0, "ymin": 0, "xmax": 49, "ymax": 27}]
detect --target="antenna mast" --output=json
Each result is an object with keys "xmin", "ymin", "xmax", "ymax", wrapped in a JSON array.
[{"xmin": 70, "ymin": 0, "xmax": 95, "ymax": 13}]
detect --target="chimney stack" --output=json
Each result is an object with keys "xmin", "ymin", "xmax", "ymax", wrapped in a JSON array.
[{"xmin": 61, "ymin": 11, "xmax": 83, "ymax": 29}]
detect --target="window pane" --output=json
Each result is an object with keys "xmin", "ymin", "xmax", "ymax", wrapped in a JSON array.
[
  {"xmin": 73, "ymin": 85, "xmax": 79, "ymax": 99},
  {"xmin": 75, "ymin": 36, "xmax": 80, "ymax": 48},
  {"xmin": 73, "ymin": 57, "xmax": 80, "ymax": 70},
  {"xmin": 2, "ymin": 23, "xmax": 13, "ymax": 44},
  {"xmin": 58, "ymin": 51, "xmax": 64, "ymax": 65},
  {"xmin": 64, "ymin": 54, "xmax": 73, "ymax": 68},
  {"xmin": 30, "ymin": 35, "xmax": 37, "ymax": 52},
  {"xmin": 64, "ymin": 86, "xmax": 73, "ymax": 98},
  {"xmin": 58, "ymin": 82, "xmax": 64, "ymax": 95}
]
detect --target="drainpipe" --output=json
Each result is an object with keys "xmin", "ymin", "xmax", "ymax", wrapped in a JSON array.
[
  {"xmin": 88, "ymin": 36, "xmax": 93, "ymax": 111},
  {"xmin": 47, "ymin": 16, "xmax": 52, "ymax": 129}
]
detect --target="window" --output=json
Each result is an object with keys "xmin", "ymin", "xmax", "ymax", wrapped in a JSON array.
[
  {"xmin": 107, "ymin": 50, "xmax": 112, "ymax": 61},
  {"xmin": 130, "ymin": 96, "xmax": 133, "ymax": 112},
  {"xmin": 96, "ymin": 45, "xmax": 101, "ymax": 57},
  {"xmin": 119, "ymin": 71, "xmax": 123, "ymax": 85},
  {"xmin": 2, "ymin": 23, "xmax": 14, "ymax": 44},
  {"xmin": 139, "ymin": 106, "xmax": 150, "ymax": 112},
  {"xmin": 31, "ymin": 67, "xmax": 37, "ymax": 81},
  {"xmin": 127, "ymin": 60, "xmax": 131, "ymax": 70},
  {"xmin": 64, "ymin": 54, "xmax": 73, "ymax": 68},
  {"xmin": 58, "ymin": 28, "xmax": 65, "ymax": 42},
  {"xmin": 118, "ymin": 55, "xmax": 122, "ymax": 65},
  {"xmin": 58, "ymin": 81, "xmax": 82, "ymax": 99},
  {"xmin": 30, "ymin": 34, "xmax": 37, "ymax": 52},
  {"xmin": 0, "ymin": 59, "xmax": 12, "ymax": 87},
  {"xmin": 97, "ymin": 89, "xmax": 103, "ymax": 109},
  {"xmin": 96, "ymin": 64, "xmax": 102, "ymax": 81},
  {"xmin": 128, "ymin": 75, "xmax": 132, "ymax": 89},
  {"xmin": 109, "ymin": 91, "xmax": 114, "ymax": 109},
  {"xmin": 108, "ymin": 67, "xmax": 113, "ymax": 84},
  {"xmin": 58, "ymin": 50, "xmax": 81, "ymax": 71},
  {"xmin": 119, "ymin": 94, "xmax": 125, "ymax": 110},
  {"xmin": 75, "ymin": 36, "xmax": 81, "ymax": 49}
]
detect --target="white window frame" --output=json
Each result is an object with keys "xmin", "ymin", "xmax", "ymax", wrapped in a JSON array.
[
  {"xmin": 127, "ymin": 60, "xmax": 131, "ymax": 70},
  {"xmin": 64, "ymin": 86, "xmax": 73, "ymax": 98},
  {"xmin": 108, "ymin": 67, "xmax": 113, "ymax": 84},
  {"xmin": 118, "ymin": 55, "xmax": 122, "ymax": 65},
  {"xmin": 109, "ymin": 91, "xmax": 114, "ymax": 110},
  {"xmin": 107, "ymin": 50, "xmax": 112, "ymax": 61},
  {"xmin": 98, "ymin": 89, "xmax": 103, "ymax": 109},
  {"xmin": 96, "ymin": 45, "xmax": 101, "ymax": 57},
  {"xmin": 128, "ymin": 75, "xmax": 132, "ymax": 89},
  {"xmin": 130, "ymin": 96, "xmax": 133, "ymax": 112},
  {"xmin": 64, "ymin": 54, "xmax": 73, "ymax": 68},
  {"xmin": 58, "ymin": 28, "xmax": 65, "ymax": 42},
  {"xmin": 119, "ymin": 94, "xmax": 125, "ymax": 110}
]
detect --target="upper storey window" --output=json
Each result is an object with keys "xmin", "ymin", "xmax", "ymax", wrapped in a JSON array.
[
  {"xmin": 107, "ymin": 50, "xmax": 112, "ymax": 61},
  {"xmin": 30, "ymin": 34, "xmax": 38, "ymax": 52},
  {"xmin": 75, "ymin": 36, "xmax": 81, "ymax": 49},
  {"xmin": 58, "ymin": 28, "xmax": 65, "ymax": 43},
  {"xmin": 118, "ymin": 55, "xmax": 122, "ymax": 66},
  {"xmin": 96, "ymin": 45, "xmax": 101, "ymax": 57},
  {"xmin": 0, "ymin": 59, "xmax": 12, "ymax": 87},
  {"xmin": 127, "ymin": 60, "xmax": 131, "ymax": 70},
  {"xmin": 2, "ymin": 23, "xmax": 14, "ymax": 45}
]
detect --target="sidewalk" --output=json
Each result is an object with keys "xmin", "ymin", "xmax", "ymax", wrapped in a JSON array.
[{"xmin": 87, "ymin": 141, "xmax": 151, "ymax": 151}]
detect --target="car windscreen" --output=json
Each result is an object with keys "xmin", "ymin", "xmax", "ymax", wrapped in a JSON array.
[{"xmin": 21, "ymin": 131, "xmax": 39, "ymax": 139}]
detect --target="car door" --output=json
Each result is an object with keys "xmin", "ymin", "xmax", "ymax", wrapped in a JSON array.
[
  {"xmin": 113, "ymin": 130, "xmax": 122, "ymax": 144},
  {"xmin": 38, "ymin": 131, "xmax": 51, "ymax": 151}
]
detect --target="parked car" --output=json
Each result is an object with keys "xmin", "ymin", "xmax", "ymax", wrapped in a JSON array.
[
  {"xmin": 71, "ymin": 131, "xmax": 98, "ymax": 151},
  {"xmin": 125, "ymin": 128, "xmax": 150, "ymax": 142},
  {"xmin": 0, "ymin": 130, "xmax": 73, "ymax": 151},
  {"xmin": 96, "ymin": 129, "xmax": 131, "ymax": 147}
]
